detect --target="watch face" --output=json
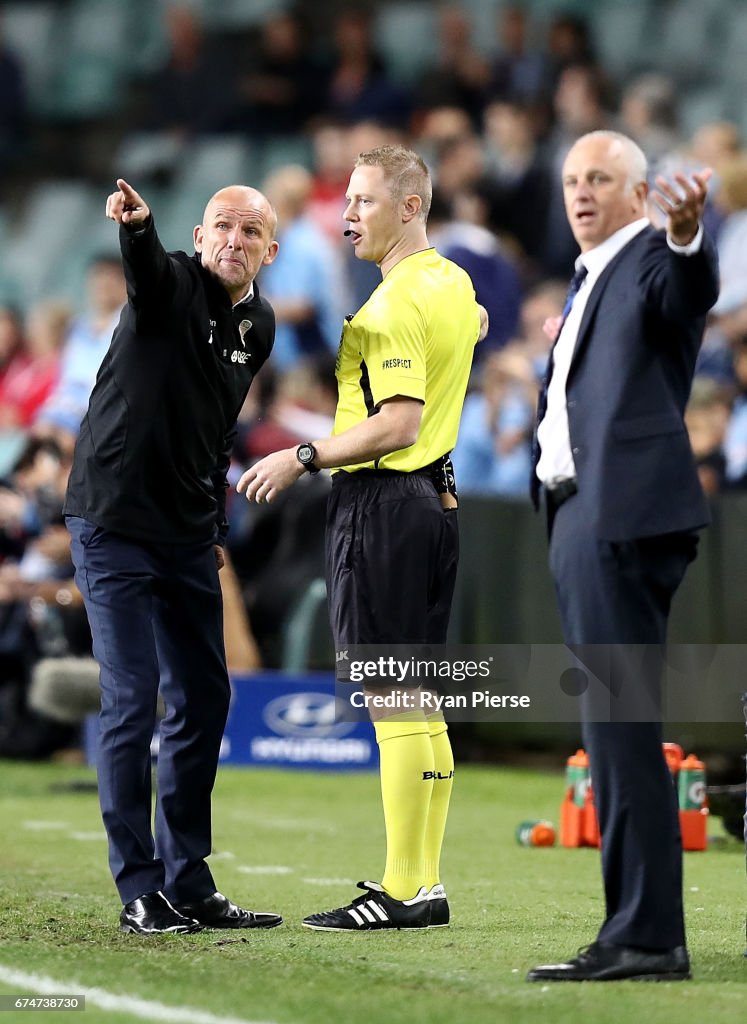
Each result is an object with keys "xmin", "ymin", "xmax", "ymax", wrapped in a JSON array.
[{"xmin": 298, "ymin": 444, "xmax": 313, "ymax": 464}]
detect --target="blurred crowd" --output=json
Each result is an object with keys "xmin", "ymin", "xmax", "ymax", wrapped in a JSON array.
[{"xmin": 3, "ymin": 2, "xmax": 747, "ymax": 755}]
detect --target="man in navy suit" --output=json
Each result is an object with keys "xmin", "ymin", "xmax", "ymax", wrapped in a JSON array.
[{"xmin": 527, "ymin": 131, "xmax": 719, "ymax": 982}]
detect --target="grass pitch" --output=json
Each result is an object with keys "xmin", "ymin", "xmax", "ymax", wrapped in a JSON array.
[{"xmin": 0, "ymin": 760, "xmax": 744, "ymax": 1024}]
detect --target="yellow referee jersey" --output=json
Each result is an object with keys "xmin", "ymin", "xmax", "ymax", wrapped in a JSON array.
[{"xmin": 332, "ymin": 248, "xmax": 481, "ymax": 473}]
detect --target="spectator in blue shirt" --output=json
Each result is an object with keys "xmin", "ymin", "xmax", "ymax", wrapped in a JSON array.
[
  {"xmin": 34, "ymin": 255, "xmax": 125, "ymax": 444},
  {"xmin": 429, "ymin": 188, "xmax": 522, "ymax": 354},
  {"xmin": 261, "ymin": 166, "xmax": 347, "ymax": 371},
  {"xmin": 452, "ymin": 346, "xmax": 536, "ymax": 497}
]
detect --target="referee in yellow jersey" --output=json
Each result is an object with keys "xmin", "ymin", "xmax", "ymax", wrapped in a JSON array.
[{"xmin": 238, "ymin": 145, "xmax": 488, "ymax": 931}]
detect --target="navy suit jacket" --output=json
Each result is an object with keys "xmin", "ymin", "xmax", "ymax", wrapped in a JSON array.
[{"xmin": 535, "ymin": 225, "xmax": 720, "ymax": 541}]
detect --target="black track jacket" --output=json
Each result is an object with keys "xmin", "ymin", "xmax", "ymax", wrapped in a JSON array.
[{"xmin": 64, "ymin": 217, "xmax": 275, "ymax": 545}]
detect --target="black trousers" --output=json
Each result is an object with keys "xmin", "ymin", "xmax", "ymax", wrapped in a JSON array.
[
  {"xmin": 549, "ymin": 494, "xmax": 698, "ymax": 950},
  {"xmin": 325, "ymin": 471, "xmax": 458, "ymax": 648},
  {"xmin": 67, "ymin": 516, "xmax": 229, "ymax": 905}
]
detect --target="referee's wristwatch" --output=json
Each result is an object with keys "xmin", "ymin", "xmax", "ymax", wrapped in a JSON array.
[{"xmin": 296, "ymin": 442, "xmax": 320, "ymax": 474}]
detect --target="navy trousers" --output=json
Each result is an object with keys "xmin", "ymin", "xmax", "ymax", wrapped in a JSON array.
[
  {"xmin": 67, "ymin": 516, "xmax": 230, "ymax": 905},
  {"xmin": 549, "ymin": 494, "xmax": 698, "ymax": 951}
]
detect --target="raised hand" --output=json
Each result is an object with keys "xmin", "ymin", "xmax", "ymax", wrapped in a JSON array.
[
  {"xmin": 651, "ymin": 168, "xmax": 712, "ymax": 246},
  {"xmin": 105, "ymin": 178, "xmax": 150, "ymax": 228}
]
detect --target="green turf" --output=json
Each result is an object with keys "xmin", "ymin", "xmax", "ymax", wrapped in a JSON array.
[{"xmin": 0, "ymin": 760, "xmax": 744, "ymax": 1024}]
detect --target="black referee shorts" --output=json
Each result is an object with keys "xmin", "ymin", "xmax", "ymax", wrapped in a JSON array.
[{"xmin": 326, "ymin": 469, "xmax": 458, "ymax": 648}]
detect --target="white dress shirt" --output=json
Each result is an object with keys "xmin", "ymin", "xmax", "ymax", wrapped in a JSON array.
[{"xmin": 536, "ymin": 218, "xmax": 703, "ymax": 485}]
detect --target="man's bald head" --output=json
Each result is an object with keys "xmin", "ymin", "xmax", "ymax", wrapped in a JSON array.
[
  {"xmin": 194, "ymin": 185, "xmax": 279, "ymax": 303},
  {"xmin": 571, "ymin": 130, "xmax": 648, "ymax": 189},
  {"xmin": 202, "ymin": 186, "xmax": 278, "ymax": 239},
  {"xmin": 562, "ymin": 131, "xmax": 649, "ymax": 252}
]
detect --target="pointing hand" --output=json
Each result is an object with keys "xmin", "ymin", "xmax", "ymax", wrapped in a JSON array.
[{"xmin": 105, "ymin": 178, "xmax": 150, "ymax": 227}]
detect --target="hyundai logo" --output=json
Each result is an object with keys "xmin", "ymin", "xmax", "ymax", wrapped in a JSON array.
[{"xmin": 262, "ymin": 692, "xmax": 357, "ymax": 738}]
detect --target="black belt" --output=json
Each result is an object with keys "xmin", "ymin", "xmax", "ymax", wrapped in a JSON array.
[
  {"xmin": 333, "ymin": 454, "xmax": 457, "ymax": 499},
  {"xmin": 545, "ymin": 477, "xmax": 577, "ymax": 512}
]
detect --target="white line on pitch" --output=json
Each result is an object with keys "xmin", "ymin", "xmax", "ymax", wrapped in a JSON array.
[
  {"xmin": 235, "ymin": 865, "xmax": 292, "ymax": 875},
  {"xmin": 0, "ymin": 965, "xmax": 277, "ymax": 1024},
  {"xmin": 300, "ymin": 878, "xmax": 355, "ymax": 887},
  {"xmin": 226, "ymin": 812, "xmax": 334, "ymax": 832}
]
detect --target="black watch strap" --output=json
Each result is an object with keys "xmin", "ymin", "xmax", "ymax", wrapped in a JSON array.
[{"xmin": 296, "ymin": 442, "xmax": 320, "ymax": 474}]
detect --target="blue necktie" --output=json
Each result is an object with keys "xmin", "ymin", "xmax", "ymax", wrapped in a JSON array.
[{"xmin": 530, "ymin": 263, "xmax": 588, "ymax": 508}]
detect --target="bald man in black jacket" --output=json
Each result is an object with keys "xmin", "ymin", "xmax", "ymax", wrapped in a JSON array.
[{"xmin": 65, "ymin": 180, "xmax": 282, "ymax": 934}]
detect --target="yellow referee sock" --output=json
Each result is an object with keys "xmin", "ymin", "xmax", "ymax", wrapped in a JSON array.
[
  {"xmin": 374, "ymin": 715, "xmax": 434, "ymax": 901},
  {"xmin": 423, "ymin": 713, "xmax": 454, "ymax": 890}
]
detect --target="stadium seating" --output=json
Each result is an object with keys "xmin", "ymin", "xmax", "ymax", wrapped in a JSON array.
[
  {"xmin": 200, "ymin": 0, "xmax": 284, "ymax": 30},
  {"xmin": 112, "ymin": 131, "xmax": 188, "ymax": 183},
  {"xmin": 3, "ymin": 182, "xmax": 98, "ymax": 309},
  {"xmin": 721, "ymin": 1, "xmax": 747, "ymax": 87},
  {"xmin": 3, "ymin": 0, "xmax": 747, "ymax": 313},
  {"xmin": 679, "ymin": 87, "xmax": 730, "ymax": 139},
  {"xmin": 375, "ymin": 3, "xmax": 440, "ymax": 82},
  {"xmin": 41, "ymin": 0, "xmax": 132, "ymax": 120},
  {"xmin": 256, "ymin": 137, "xmax": 314, "ymax": 181},
  {"xmin": 1, "ymin": 2, "xmax": 58, "ymax": 113},
  {"xmin": 591, "ymin": 3, "xmax": 653, "ymax": 80},
  {"xmin": 281, "ymin": 578, "xmax": 329, "ymax": 673},
  {"xmin": 174, "ymin": 136, "xmax": 257, "ymax": 195},
  {"xmin": 655, "ymin": 0, "xmax": 726, "ymax": 82}
]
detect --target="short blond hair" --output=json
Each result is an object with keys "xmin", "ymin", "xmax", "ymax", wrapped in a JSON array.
[{"xmin": 355, "ymin": 145, "xmax": 432, "ymax": 221}]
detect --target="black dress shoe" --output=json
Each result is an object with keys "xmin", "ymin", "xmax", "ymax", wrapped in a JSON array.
[
  {"xmin": 527, "ymin": 942, "xmax": 691, "ymax": 982},
  {"xmin": 120, "ymin": 892, "xmax": 202, "ymax": 935},
  {"xmin": 173, "ymin": 891, "xmax": 282, "ymax": 929}
]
